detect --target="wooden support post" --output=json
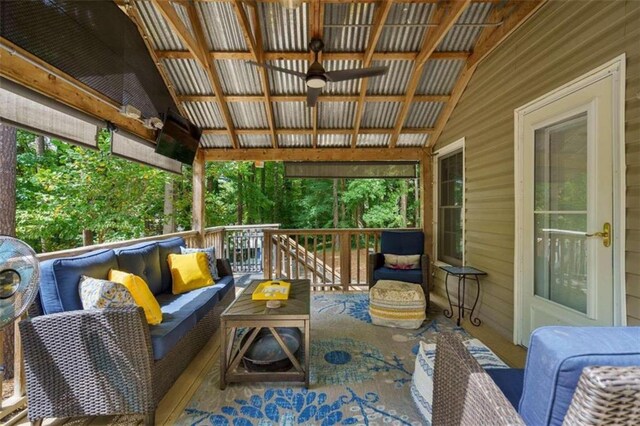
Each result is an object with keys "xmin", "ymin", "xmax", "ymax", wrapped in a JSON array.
[
  {"xmin": 340, "ymin": 232, "xmax": 351, "ymax": 291},
  {"xmin": 420, "ymin": 156, "xmax": 434, "ymax": 288},
  {"xmin": 192, "ymin": 150, "xmax": 206, "ymax": 247},
  {"xmin": 263, "ymin": 230, "xmax": 271, "ymax": 279}
]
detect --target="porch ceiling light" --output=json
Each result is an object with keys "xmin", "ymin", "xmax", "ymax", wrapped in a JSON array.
[
  {"xmin": 279, "ymin": 0, "xmax": 303, "ymax": 9},
  {"xmin": 306, "ymin": 75, "xmax": 326, "ymax": 89}
]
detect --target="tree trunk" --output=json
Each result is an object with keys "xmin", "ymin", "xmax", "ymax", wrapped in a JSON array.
[
  {"xmin": 414, "ymin": 177, "xmax": 420, "ymax": 227},
  {"xmin": 339, "ymin": 178, "xmax": 346, "ymax": 224},
  {"xmin": 237, "ymin": 171, "xmax": 244, "ymax": 225},
  {"xmin": 260, "ymin": 165, "xmax": 266, "ymax": 222},
  {"xmin": 83, "ymin": 229, "xmax": 94, "ymax": 246},
  {"xmin": 333, "ymin": 179, "xmax": 339, "ymax": 248},
  {"xmin": 163, "ymin": 179, "xmax": 176, "ymax": 234},
  {"xmin": 0, "ymin": 124, "xmax": 17, "ymax": 382},
  {"xmin": 35, "ymin": 135, "xmax": 45, "ymax": 156},
  {"xmin": 249, "ymin": 163, "xmax": 256, "ymax": 223},
  {"xmin": 400, "ymin": 179, "xmax": 408, "ymax": 227}
]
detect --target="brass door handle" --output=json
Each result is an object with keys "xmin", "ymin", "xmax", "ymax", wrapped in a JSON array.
[{"xmin": 586, "ymin": 222, "xmax": 611, "ymax": 247}]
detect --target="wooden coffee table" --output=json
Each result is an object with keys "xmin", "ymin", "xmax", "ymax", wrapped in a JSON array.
[{"xmin": 219, "ymin": 279, "xmax": 310, "ymax": 389}]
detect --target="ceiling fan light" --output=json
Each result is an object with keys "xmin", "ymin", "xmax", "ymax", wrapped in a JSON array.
[
  {"xmin": 280, "ymin": 0, "xmax": 303, "ymax": 9},
  {"xmin": 306, "ymin": 75, "xmax": 326, "ymax": 89}
]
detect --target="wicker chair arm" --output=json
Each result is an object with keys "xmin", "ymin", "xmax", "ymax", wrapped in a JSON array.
[
  {"xmin": 433, "ymin": 332, "xmax": 524, "ymax": 426},
  {"xmin": 367, "ymin": 253, "xmax": 384, "ymax": 288},
  {"xmin": 19, "ymin": 307, "xmax": 155, "ymax": 421},
  {"xmin": 217, "ymin": 258, "xmax": 233, "ymax": 277}
]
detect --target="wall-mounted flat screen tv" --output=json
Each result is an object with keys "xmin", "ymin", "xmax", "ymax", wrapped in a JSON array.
[{"xmin": 154, "ymin": 110, "xmax": 202, "ymax": 165}]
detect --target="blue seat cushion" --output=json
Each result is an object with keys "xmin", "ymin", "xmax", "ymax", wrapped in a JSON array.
[
  {"xmin": 380, "ymin": 230, "xmax": 424, "ymax": 255},
  {"xmin": 149, "ymin": 311, "xmax": 197, "ymax": 360},
  {"xmin": 519, "ymin": 326, "xmax": 640, "ymax": 426},
  {"xmin": 115, "ymin": 242, "xmax": 163, "ymax": 295},
  {"xmin": 211, "ymin": 275, "xmax": 234, "ymax": 298},
  {"xmin": 373, "ymin": 267, "xmax": 423, "ymax": 284},
  {"xmin": 39, "ymin": 249, "xmax": 118, "ymax": 314},
  {"xmin": 156, "ymin": 285, "xmax": 221, "ymax": 321},
  {"xmin": 486, "ymin": 368, "xmax": 525, "ymax": 409},
  {"xmin": 157, "ymin": 237, "xmax": 185, "ymax": 293}
]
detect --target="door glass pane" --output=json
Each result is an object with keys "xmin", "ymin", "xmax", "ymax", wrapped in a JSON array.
[{"xmin": 533, "ymin": 112, "xmax": 588, "ymax": 314}]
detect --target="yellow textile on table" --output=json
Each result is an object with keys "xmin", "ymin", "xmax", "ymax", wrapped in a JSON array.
[{"xmin": 369, "ymin": 280, "xmax": 426, "ymax": 329}]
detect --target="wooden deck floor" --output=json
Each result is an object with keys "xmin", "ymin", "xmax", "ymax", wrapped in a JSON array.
[{"xmin": 14, "ymin": 289, "xmax": 526, "ymax": 425}]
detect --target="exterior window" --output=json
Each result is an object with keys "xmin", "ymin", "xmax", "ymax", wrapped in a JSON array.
[{"xmin": 438, "ymin": 150, "xmax": 463, "ymax": 265}]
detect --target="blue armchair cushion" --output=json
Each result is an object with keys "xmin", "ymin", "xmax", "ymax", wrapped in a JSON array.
[
  {"xmin": 380, "ymin": 230, "xmax": 424, "ymax": 256},
  {"xmin": 156, "ymin": 286, "xmax": 221, "ymax": 322},
  {"xmin": 158, "ymin": 237, "xmax": 185, "ymax": 293},
  {"xmin": 373, "ymin": 267, "xmax": 423, "ymax": 284},
  {"xmin": 211, "ymin": 275, "xmax": 234, "ymax": 298},
  {"xmin": 115, "ymin": 242, "xmax": 163, "ymax": 295},
  {"xmin": 39, "ymin": 249, "xmax": 118, "ymax": 314},
  {"xmin": 148, "ymin": 310, "xmax": 197, "ymax": 361},
  {"xmin": 519, "ymin": 326, "xmax": 640, "ymax": 426},
  {"xmin": 486, "ymin": 368, "xmax": 525, "ymax": 410}
]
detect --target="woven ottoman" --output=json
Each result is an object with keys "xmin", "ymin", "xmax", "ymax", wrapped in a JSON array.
[{"xmin": 369, "ymin": 280, "xmax": 426, "ymax": 329}]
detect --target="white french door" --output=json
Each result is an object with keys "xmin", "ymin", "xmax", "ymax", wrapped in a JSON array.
[{"xmin": 515, "ymin": 57, "xmax": 626, "ymax": 346}]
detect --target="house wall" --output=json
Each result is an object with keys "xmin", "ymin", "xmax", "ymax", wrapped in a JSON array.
[{"xmin": 432, "ymin": 0, "xmax": 640, "ymax": 339}]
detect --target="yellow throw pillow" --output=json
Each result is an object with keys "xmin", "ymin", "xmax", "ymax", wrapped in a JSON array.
[
  {"xmin": 108, "ymin": 269, "xmax": 163, "ymax": 325},
  {"xmin": 167, "ymin": 252, "xmax": 214, "ymax": 295}
]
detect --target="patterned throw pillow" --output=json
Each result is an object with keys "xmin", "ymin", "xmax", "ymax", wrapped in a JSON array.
[
  {"xmin": 181, "ymin": 246, "xmax": 220, "ymax": 279},
  {"xmin": 383, "ymin": 253, "xmax": 421, "ymax": 270},
  {"xmin": 78, "ymin": 275, "xmax": 136, "ymax": 310}
]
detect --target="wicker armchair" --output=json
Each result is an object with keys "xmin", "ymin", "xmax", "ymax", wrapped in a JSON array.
[{"xmin": 432, "ymin": 332, "xmax": 640, "ymax": 426}]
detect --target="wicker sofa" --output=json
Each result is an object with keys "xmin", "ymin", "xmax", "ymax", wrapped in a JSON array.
[
  {"xmin": 19, "ymin": 237, "xmax": 235, "ymax": 424},
  {"xmin": 432, "ymin": 329, "xmax": 640, "ymax": 425}
]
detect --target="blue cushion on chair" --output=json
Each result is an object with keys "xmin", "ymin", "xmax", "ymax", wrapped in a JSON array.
[
  {"xmin": 486, "ymin": 368, "xmax": 525, "ymax": 409},
  {"xmin": 115, "ymin": 242, "xmax": 163, "ymax": 295},
  {"xmin": 519, "ymin": 326, "xmax": 640, "ymax": 426},
  {"xmin": 211, "ymin": 275, "xmax": 234, "ymax": 298},
  {"xmin": 157, "ymin": 237, "xmax": 185, "ymax": 293},
  {"xmin": 373, "ymin": 267, "xmax": 423, "ymax": 284},
  {"xmin": 39, "ymin": 249, "xmax": 118, "ymax": 314},
  {"xmin": 149, "ymin": 311, "xmax": 197, "ymax": 360},
  {"xmin": 156, "ymin": 286, "xmax": 221, "ymax": 321},
  {"xmin": 380, "ymin": 231, "xmax": 424, "ymax": 255}
]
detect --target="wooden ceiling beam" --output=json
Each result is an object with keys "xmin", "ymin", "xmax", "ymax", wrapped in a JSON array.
[
  {"xmin": 0, "ymin": 38, "xmax": 155, "ymax": 141},
  {"xmin": 179, "ymin": 94, "xmax": 450, "ymax": 103},
  {"xmin": 155, "ymin": 50, "xmax": 468, "ymax": 61},
  {"xmin": 351, "ymin": 0, "xmax": 395, "ymax": 148},
  {"xmin": 199, "ymin": 0, "xmax": 495, "ymax": 4},
  {"xmin": 231, "ymin": 0, "xmax": 278, "ymax": 148},
  {"xmin": 429, "ymin": 0, "xmax": 547, "ymax": 148},
  {"xmin": 202, "ymin": 127, "xmax": 433, "ymax": 135},
  {"xmin": 389, "ymin": 0, "xmax": 470, "ymax": 148},
  {"xmin": 204, "ymin": 147, "xmax": 425, "ymax": 162},
  {"xmin": 152, "ymin": 0, "xmax": 239, "ymax": 148}
]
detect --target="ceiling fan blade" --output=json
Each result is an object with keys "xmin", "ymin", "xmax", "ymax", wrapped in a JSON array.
[
  {"xmin": 325, "ymin": 66, "xmax": 389, "ymax": 83},
  {"xmin": 247, "ymin": 61, "xmax": 307, "ymax": 79},
  {"xmin": 307, "ymin": 87, "xmax": 321, "ymax": 108}
]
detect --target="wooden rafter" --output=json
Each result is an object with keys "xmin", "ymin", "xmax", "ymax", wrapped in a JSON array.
[
  {"xmin": 0, "ymin": 37, "xmax": 154, "ymax": 141},
  {"xmin": 204, "ymin": 147, "xmax": 424, "ymax": 162},
  {"xmin": 201, "ymin": 0, "xmax": 495, "ymax": 4},
  {"xmin": 309, "ymin": 0, "xmax": 324, "ymax": 148},
  {"xmin": 117, "ymin": 1, "xmax": 187, "ymax": 119},
  {"xmin": 351, "ymin": 0, "xmax": 394, "ymax": 148},
  {"xmin": 202, "ymin": 127, "xmax": 433, "ymax": 135},
  {"xmin": 178, "ymin": 94, "xmax": 450, "ymax": 103},
  {"xmin": 152, "ymin": 0, "xmax": 239, "ymax": 148},
  {"xmin": 389, "ymin": 0, "xmax": 470, "ymax": 148},
  {"xmin": 231, "ymin": 0, "xmax": 278, "ymax": 148},
  {"xmin": 155, "ymin": 50, "xmax": 468, "ymax": 61},
  {"xmin": 428, "ymin": 0, "xmax": 547, "ymax": 147}
]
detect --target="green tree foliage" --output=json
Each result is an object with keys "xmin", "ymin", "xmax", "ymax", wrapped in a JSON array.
[{"xmin": 16, "ymin": 130, "xmax": 421, "ymax": 252}]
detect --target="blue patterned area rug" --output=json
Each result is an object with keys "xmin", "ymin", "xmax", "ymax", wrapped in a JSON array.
[{"xmin": 177, "ymin": 292, "xmax": 506, "ymax": 426}]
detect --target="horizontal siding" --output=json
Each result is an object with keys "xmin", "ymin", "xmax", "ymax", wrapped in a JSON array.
[{"xmin": 432, "ymin": 0, "xmax": 640, "ymax": 339}]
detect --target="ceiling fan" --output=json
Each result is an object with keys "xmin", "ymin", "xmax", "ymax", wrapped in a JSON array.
[{"xmin": 248, "ymin": 38, "xmax": 389, "ymax": 107}]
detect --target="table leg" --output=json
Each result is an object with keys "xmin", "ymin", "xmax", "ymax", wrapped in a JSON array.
[
  {"xmin": 220, "ymin": 319, "xmax": 227, "ymax": 390},
  {"xmin": 469, "ymin": 275, "xmax": 482, "ymax": 326},
  {"xmin": 456, "ymin": 274, "xmax": 463, "ymax": 326},
  {"xmin": 443, "ymin": 272, "xmax": 454, "ymax": 319}
]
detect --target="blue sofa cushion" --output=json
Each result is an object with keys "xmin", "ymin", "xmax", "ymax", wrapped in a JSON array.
[
  {"xmin": 39, "ymin": 249, "xmax": 118, "ymax": 314},
  {"xmin": 211, "ymin": 275, "xmax": 234, "ymax": 298},
  {"xmin": 115, "ymin": 242, "xmax": 162, "ymax": 295},
  {"xmin": 149, "ymin": 311, "xmax": 197, "ymax": 361},
  {"xmin": 373, "ymin": 267, "xmax": 423, "ymax": 284},
  {"xmin": 380, "ymin": 231, "xmax": 424, "ymax": 256},
  {"xmin": 486, "ymin": 368, "xmax": 525, "ymax": 410},
  {"xmin": 157, "ymin": 237, "xmax": 185, "ymax": 293},
  {"xmin": 156, "ymin": 286, "xmax": 221, "ymax": 321},
  {"xmin": 519, "ymin": 326, "xmax": 640, "ymax": 426}
]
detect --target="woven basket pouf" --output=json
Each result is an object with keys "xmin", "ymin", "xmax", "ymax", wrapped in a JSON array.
[{"xmin": 369, "ymin": 280, "xmax": 426, "ymax": 329}]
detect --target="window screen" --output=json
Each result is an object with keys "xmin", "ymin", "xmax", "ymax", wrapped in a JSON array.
[{"xmin": 438, "ymin": 150, "xmax": 463, "ymax": 265}]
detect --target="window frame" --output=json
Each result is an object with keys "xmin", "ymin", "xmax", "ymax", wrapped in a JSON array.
[{"xmin": 433, "ymin": 137, "xmax": 465, "ymax": 267}]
